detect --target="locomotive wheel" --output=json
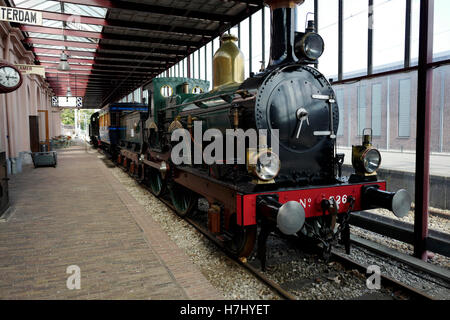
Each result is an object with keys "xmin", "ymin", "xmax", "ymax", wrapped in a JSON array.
[
  {"xmin": 148, "ymin": 167, "xmax": 165, "ymax": 197},
  {"xmin": 225, "ymin": 216, "xmax": 257, "ymax": 258},
  {"xmin": 169, "ymin": 183, "xmax": 197, "ymax": 218}
]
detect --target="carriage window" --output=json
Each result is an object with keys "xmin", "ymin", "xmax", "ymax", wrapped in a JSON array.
[
  {"xmin": 110, "ymin": 112, "xmax": 119, "ymax": 126},
  {"xmin": 161, "ymin": 85, "xmax": 174, "ymax": 97},
  {"xmin": 192, "ymin": 86, "xmax": 204, "ymax": 94},
  {"xmin": 143, "ymin": 89, "xmax": 149, "ymax": 105}
]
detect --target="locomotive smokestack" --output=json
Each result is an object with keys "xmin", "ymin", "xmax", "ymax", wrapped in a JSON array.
[{"xmin": 265, "ymin": 0, "xmax": 304, "ymax": 67}]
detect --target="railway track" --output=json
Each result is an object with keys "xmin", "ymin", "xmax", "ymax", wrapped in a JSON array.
[
  {"xmin": 97, "ymin": 148, "xmax": 440, "ymax": 301},
  {"xmin": 142, "ymin": 187, "xmax": 437, "ymax": 300},
  {"xmin": 185, "ymin": 203, "xmax": 436, "ymax": 300},
  {"xmin": 185, "ymin": 213, "xmax": 436, "ymax": 300}
]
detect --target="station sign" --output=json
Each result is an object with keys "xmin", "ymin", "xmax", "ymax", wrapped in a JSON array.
[
  {"xmin": 15, "ymin": 64, "xmax": 46, "ymax": 78},
  {"xmin": 0, "ymin": 6, "xmax": 43, "ymax": 26},
  {"xmin": 53, "ymin": 97, "xmax": 83, "ymax": 108}
]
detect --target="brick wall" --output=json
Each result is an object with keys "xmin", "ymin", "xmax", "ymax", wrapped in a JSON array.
[{"xmin": 335, "ymin": 65, "xmax": 450, "ymax": 153}]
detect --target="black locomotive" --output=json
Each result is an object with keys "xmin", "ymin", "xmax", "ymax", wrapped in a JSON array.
[{"xmin": 92, "ymin": 0, "xmax": 411, "ymax": 267}]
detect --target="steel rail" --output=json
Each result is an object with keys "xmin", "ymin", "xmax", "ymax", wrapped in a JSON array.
[
  {"xmin": 329, "ymin": 249, "xmax": 435, "ymax": 300},
  {"xmin": 349, "ymin": 235, "xmax": 450, "ymax": 284},
  {"xmin": 349, "ymin": 211, "xmax": 450, "ymax": 258}
]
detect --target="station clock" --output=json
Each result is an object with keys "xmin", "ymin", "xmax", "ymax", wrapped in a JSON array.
[{"xmin": 0, "ymin": 61, "xmax": 23, "ymax": 94}]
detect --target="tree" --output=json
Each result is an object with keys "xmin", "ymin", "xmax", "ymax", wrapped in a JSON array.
[
  {"xmin": 61, "ymin": 109, "xmax": 75, "ymax": 126},
  {"xmin": 60, "ymin": 109, "xmax": 98, "ymax": 128}
]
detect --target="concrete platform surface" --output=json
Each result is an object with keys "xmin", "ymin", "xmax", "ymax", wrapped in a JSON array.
[{"xmin": 0, "ymin": 144, "xmax": 222, "ymax": 300}]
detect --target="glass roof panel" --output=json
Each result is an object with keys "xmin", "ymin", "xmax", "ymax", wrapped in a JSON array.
[
  {"xmin": 64, "ymin": 3, "xmax": 108, "ymax": 18},
  {"xmin": 67, "ymin": 47, "xmax": 97, "ymax": 52},
  {"xmin": 28, "ymin": 32, "xmax": 64, "ymax": 40},
  {"xmin": 43, "ymin": 20, "xmax": 63, "ymax": 28},
  {"xmin": 65, "ymin": 36, "xmax": 99, "ymax": 43},
  {"xmin": 66, "ymin": 22, "xmax": 103, "ymax": 33},
  {"xmin": 32, "ymin": 44, "xmax": 65, "ymax": 50},
  {"xmin": 14, "ymin": 0, "xmax": 61, "ymax": 13},
  {"xmin": 70, "ymin": 56, "xmax": 95, "ymax": 60},
  {"xmin": 14, "ymin": 0, "xmax": 106, "ymax": 43},
  {"xmin": 36, "ymin": 53, "xmax": 60, "ymax": 58},
  {"xmin": 40, "ymin": 60, "xmax": 93, "ymax": 66}
]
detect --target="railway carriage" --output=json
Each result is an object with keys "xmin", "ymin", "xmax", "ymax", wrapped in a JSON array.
[
  {"xmin": 96, "ymin": 80, "xmax": 209, "ymax": 175},
  {"xmin": 96, "ymin": 103, "xmax": 148, "ymax": 163},
  {"xmin": 89, "ymin": 112, "xmax": 100, "ymax": 148}
]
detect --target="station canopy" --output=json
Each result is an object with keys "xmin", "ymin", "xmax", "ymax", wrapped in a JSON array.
[{"xmin": 9, "ymin": 0, "xmax": 263, "ymax": 108}]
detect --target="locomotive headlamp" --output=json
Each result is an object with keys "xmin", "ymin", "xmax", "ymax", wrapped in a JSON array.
[
  {"xmin": 363, "ymin": 149, "xmax": 382, "ymax": 174},
  {"xmin": 352, "ymin": 129, "xmax": 382, "ymax": 176},
  {"xmin": 256, "ymin": 151, "xmax": 281, "ymax": 181},
  {"xmin": 247, "ymin": 149, "xmax": 281, "ymax": 183},
  {"xmin": 297, "ymin": 32, "xmax": 324, "ymax": 60}
]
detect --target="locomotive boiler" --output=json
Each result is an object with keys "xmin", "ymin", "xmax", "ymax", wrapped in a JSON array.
[{"xmin": 98, "ymin": 0, "xmax": 412, "ymax": 267}]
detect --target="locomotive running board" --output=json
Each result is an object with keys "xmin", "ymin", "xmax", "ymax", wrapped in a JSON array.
[{"xmin": 142, "ymin": 158, "xmax": 166, "ymax": 172}]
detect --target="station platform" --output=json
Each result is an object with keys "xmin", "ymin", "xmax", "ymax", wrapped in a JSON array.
[
  {"xmin": 338, "ymin": 148, "xmax": 450, "ymax": 210},
  {"xmin": 338, "ymin": 148, "xmax": 450, "ymax": 178},
  {"xmin": 0, "ymin": 143, "xmax": 222, "ymax": 300}
]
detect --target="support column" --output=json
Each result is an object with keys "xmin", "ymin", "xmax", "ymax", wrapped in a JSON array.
[
  {"xmin": 368, "ymin": 0, "xmax": 374, "ymax": 75},
  {"xmin": 314, "ymin": 0, "xmax": 319, "ymax": 69},
  {"xmin": 338, "ymin": 0, "xmax": 344, "ymax": 81},
  {"xmin": 405, "ymin": 0, "xmax": 412, "ymax": 68},
  {"xmin": 414, "ymin": 0, "xmax": 434, "ymax": 261},
  {"xmin": 187, "ymin": 53, "xmax": 191, "ymax": 78}
]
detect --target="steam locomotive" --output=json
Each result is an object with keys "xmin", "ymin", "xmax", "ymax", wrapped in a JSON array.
[{"xmin": 90, "ymin": 0, "xmax": 411, "ymax": 267}]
